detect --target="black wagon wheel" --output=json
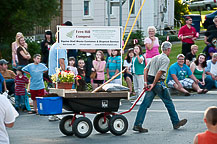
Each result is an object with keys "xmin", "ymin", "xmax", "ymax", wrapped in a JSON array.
[
  {"xmin": 72, "ymin": 117, "xmax": 93, "ymax": 138},
  {"xmin": 109, "ymin": 115, "xmax": 128, "ymax": 136},
  {"xmin": 93, "ymin": 113, "xmax": 111, "ymax": 133},
  {"xmin": 59, "ymin": 115, "xmax": 74, "ymax": 136}
]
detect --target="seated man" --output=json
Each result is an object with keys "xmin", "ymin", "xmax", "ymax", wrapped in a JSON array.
[
  {"xmin": 0, "ymin": 59, "xmax": 16, "ymax": 95},
  {"xmin": 205, "ymin": 53, "xmax": 217, "ymax": 88},
  {"xmin": 167, "ymin": 54, "xmax": 206, "ymax": 96},
  {"xmin": 185, "ymin": 45, "xmax": 198, "ymax": 66},
  {"xmin": 207, "ymin": 38, "xmax": 217, "ymax": 60}
]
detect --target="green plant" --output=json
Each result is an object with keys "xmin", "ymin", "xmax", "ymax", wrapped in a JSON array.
[
  {"xmin": 0, "ymin": 0, "xmax": 60, "ymax": 43},
  {"xmin": 156, "ymin": 34, "xmax": 180, "ymax": 45},
  {"xmin": 0, "ymin": 43, "xmax": 11, "ymax": 60},
  {"xmin": 26, "ymin": 40, "xmax": 41, "ymax": 62},
  {"xmin": 175, "ymin": 0, "xmax": 190, "ymax": 25},
  {"xmin": 124, "ymin": 30, "xmax": 144, "ymax": 48}
]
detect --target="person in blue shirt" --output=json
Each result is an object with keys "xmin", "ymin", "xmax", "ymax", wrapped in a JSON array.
[
  {"xmin": 48, "ymin": 32, "xmax": 68, "ymax": 76},
  {"xmin": 0, "ymin": 73, "xmax": 7, "ymax": 93},
  {"xmin": 167, "ymin": 54, "xmax": 205, "ymax": 96},
  {"xmin": 106, "ymin": 49, "xmax": 121, "ymax": 84},
  {"xmin": 47, "ymin": 32, "xmax": 67, "ymax": 121},
  {"xmin": 22, "ymin": 54, "xmax": 48, "ymax": 114}
]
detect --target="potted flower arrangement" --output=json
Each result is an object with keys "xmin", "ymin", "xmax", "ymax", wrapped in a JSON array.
[{"xmin": 51, "ymin": 68, "xmax": 81, "ymax": 89}]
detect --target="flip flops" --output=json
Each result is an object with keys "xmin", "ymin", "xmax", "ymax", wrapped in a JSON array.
[{"xmin": 28, "ymin": 111, "xmax": 37, "ymax": 114}]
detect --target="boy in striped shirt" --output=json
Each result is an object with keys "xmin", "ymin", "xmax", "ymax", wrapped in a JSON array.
[{"xmin": 14, "ymin": 66, "xmax": 29, "ymax": 112}]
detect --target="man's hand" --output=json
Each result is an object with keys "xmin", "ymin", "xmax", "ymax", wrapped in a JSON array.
[
  {"xmin": 194, "ymin": 79, "xmax": 199, "ymax": 84},
  {"xmin": 147, "ymin": 84, "xmax": 155, "ymax": 91},
  {"xmin": 192, "ymin": 37, "xmax": 197, "ymax": 41}
]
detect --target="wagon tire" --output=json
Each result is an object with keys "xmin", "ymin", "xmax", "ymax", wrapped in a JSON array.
[
  {"xmin": 72, "ymin": 117, "xmax": 93, "ymax": 138},
  {"xmin": 109, "ymin": 115, "xmax": 128, "ymax": 136},
  {"xmin": 93, "ymin": 113, "xmax": 111, "ymax": 133},
  {"xmin": 59, "ymin": 115, "xmax": 74, "ymax": 136}
]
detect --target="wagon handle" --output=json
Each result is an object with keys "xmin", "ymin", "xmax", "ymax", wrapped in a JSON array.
[
  {"xmin": 91, "ymin": 68, "xmax": 127, "ymax": 93},
  {"xmin": 119, "ymin": 88, "xmax": 148, "ymax": 115}
]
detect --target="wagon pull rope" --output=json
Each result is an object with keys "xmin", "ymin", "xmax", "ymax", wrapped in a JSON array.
[{"xmin": 91, "ymin": 68, "xmax": 127, "ymax": 93}]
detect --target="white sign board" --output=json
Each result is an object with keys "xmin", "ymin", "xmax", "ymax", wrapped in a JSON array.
[{"xmin": 57, "ymin": 26, "xmax": 122, "ymax": 49}]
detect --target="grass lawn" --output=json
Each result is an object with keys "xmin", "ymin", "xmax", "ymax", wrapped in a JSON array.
[{"xmin": 190, "ymin": 10, "xmax": 215, "ymax": 15}]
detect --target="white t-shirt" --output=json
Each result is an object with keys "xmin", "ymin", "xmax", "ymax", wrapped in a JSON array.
[
  {"xmin": 123, "ymin": 60, "xmax": 132, "ymax": 70},
  {"xmin": 0, "ymin": 96, "xmax": 19, "ymax": 144},
  {"xmin": 210, "ymin": 62, "xmax": 217, "ymax": 76},
  {"xmin": 67, "ymin": 66, "xmax": 78, "ymax": 75}
]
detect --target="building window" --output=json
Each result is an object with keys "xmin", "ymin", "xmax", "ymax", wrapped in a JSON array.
[
  {"xmin": 84, "ymin": 0, "xmax": 90, "ymax": 16},
  {"xmin": 129, "ymin": 0, "xmax": 135, "ymax": 14}
]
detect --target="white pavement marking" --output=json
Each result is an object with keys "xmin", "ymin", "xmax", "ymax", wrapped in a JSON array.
[
  {"xmin": 154, "ymin": 99, "xmax": 217, "ymax": 102},
  {"xmin": 119, "ymin": 109, "xmax": 205, "ymax": 113}
]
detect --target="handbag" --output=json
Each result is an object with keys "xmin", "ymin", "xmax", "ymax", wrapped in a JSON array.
[{"xmin": 90, "ymin": 71, "xmax": 97, "ymax": 79}]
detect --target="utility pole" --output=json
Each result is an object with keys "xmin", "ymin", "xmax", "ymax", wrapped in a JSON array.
[
  {"xmin": 119, "ymin": 0, "xmax": 122, "ymax": 26},
  {"xmin": 107, "ymin": 0, "xmax": 111, "ymax": 26}
]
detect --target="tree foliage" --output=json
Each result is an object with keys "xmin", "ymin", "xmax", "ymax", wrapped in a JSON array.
[
  {"xmin": 175, "ymin": 0, "xmax": 190, "ymax": 24},
  {"xmin": 0, "ymin": 0, "xmax": 60, "ymax": 43}
]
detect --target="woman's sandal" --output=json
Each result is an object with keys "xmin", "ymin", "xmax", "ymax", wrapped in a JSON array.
[
  {"xmin": 202, "ymin": 89, "xmax": 208, "ymax": 94},
  {"xmin": 28, "ymin": 111, "xmax": 37, "ymax": 114}
]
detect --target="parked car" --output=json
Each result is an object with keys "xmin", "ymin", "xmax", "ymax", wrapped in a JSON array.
[
  {"xmin": 203, "ymin": 10, "xmax": 217, "ymax": 29},
  {"xmin": 188, "ymin": 0, "xmax": 217, "ymax": 11}
]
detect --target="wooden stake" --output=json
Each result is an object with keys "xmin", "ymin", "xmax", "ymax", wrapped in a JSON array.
[{"xmin": 91, "ymin": 68, "xmax": 126, "ymax": 93}]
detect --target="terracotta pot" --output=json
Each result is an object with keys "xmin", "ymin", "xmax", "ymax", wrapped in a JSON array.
[{"xmin": 57, "ymin": 82, "xmax": 73, "ymax": 89}]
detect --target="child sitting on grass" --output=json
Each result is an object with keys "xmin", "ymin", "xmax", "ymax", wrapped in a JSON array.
[{"xmin": 194, "ymin": 106, "xmax": 217, "ymax": 144}]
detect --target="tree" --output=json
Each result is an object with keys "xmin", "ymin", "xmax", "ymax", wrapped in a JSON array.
[
  {"xmin": 0, "ymin": 0, "xmax": 60, "ymax": 43},
  {"xmin": 175, "ymin": 0, "xmax": 190, "ymax": 25}
]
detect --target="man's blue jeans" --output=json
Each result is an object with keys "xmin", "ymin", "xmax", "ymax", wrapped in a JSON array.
[
  {"xmin": 205, "ymin": 75, "xmax": 217, "ymax": 88},
  {"xmin": 134, "ymin": 82, "xmax": 180, "ymax": 127}
]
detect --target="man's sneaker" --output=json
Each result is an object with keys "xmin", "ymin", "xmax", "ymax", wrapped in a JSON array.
[
  {"xmin": 132, "ymin": 126, "xmax": 148, "ymax": 133},
  {"xmin": 48, "ymin": 115, "xmax": 59, "ymax": 121},
  {"xmin": 173, "ymin": 119, "xmax": 187, "ymax": 129}
]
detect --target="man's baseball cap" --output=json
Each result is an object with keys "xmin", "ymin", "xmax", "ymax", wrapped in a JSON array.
[
  {"xmin": 185, "ymin": 16, "xmax": 192, "ymax": 21},
  {"xmin": 0, "ymin": 59, "xmax": 9, "ymax": 65}
]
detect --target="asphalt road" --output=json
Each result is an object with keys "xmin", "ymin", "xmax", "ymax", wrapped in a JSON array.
[{"xmin": 8, "ymin": 91, "xmax": 217, "ymax": 144}]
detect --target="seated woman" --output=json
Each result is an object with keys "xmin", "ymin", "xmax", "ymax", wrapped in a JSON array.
[
  {"xmin": 190, "ymin": 53, "xmax": 213, "ymax": 91},
  {"xmin": 123, "ymin": 48, "xmax": 134, "ymax": 95}
]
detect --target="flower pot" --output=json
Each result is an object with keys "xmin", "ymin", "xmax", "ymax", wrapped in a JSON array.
[{"xmin": 57, "ymin": 82, "xmax": 73, "ymax": 89}]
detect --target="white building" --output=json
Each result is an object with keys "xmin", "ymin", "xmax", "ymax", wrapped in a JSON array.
[{"xmin": 62, "ymin": 0, "xmax": 174, "ymax": 36}]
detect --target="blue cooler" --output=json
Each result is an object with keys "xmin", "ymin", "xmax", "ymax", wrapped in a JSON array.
[{"xmin": 36, "ymin": 97, "xmax": 63, "ymax": 115}]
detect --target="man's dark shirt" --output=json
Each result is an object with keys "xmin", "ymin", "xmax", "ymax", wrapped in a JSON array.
[
  {"xmin": 205, "ymin": 24, "xmax": 217, "ymax": 43},
  {"xmin": 186, "ymin": 52, "xmax": 196, "ymax": 62}
]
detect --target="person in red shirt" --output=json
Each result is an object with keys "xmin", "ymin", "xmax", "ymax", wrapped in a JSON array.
[
  {"xmin": 178, "ymin": 17, "xmax": 199, "ymax": 56},
  {"xmin": 14, "ymin": 66, "xmax": 29, "ymax": 112},
  {"xmin": 193, "ymin": 106, "xmax": 217, "ymax": 144}
]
